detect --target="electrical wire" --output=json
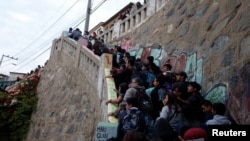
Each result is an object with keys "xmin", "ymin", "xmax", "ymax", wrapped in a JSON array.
[
  {"xmin": 74, "ymin": 0, "xmax": 107, "ymax": 27},
  {"xmin": 3, "ymin": 0, "xmax": 81, "ymax": 73},
  {"xmin": 1, "ymin": 63, "xmax": 17, "ymax": 69},
  {"xmin": 7, "ymin": 0, "xmax": 109, "ymax": 73},
  {"xmin": 8, "ymin": 0, "xmax": 69, "ymax": 59},
  {"xmin": 10, "ymin": 45, "xmax": 52, "ymax": 73},
  {"xmin": 91, "ymin": 0, "xmax": 107, "ymax": 14},
  {"xmin": 10, "ymin": 0, "xmax": 80, "ymax": 61}
]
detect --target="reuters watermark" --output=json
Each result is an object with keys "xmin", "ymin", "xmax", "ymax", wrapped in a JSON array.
[{"xmin": 208, "ymin": 125, "xmax": 249, "ymax": 140}]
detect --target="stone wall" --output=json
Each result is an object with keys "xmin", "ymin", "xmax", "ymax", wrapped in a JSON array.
[
  {"xmin": 113, "ymin": 0, "xmax": 250, "ymax": 124},
  {"xmin": 25, "ymin": 37, "xmax": 106, "ymax": 141}
]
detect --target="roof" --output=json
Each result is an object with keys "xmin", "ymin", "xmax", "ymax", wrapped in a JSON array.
[
  {"xmin": 89, "ymin": 22, "xmax": 104, "ymax": 33},
  {"xmin": 9, "ymin": 72, "xmax": 26, "ymax": 75},
  {"xmin": 0, "ymin": 73, "xmax": 8, "ymax": 77}
]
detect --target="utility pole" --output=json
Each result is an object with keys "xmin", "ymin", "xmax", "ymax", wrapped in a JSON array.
[
  {"xmin": 84, "ymin": 0, "xmax": 92, "ymax": 32},
  {"xmin": 0, "ymin": 55, "xmax": 18, "ymax": 67}
]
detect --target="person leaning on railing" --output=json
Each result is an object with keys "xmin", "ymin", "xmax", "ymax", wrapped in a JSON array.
[{"xmin": 105, "ymin": 82, "xmax": 129, "ymax": 117}]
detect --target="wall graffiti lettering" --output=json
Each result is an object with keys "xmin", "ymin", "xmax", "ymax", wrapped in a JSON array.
[
  {"xmin": 184, "ymin": 52, "xmax": 197, "ymax": 82},
  {"xmin": 96, "ymin": 126, "xmax": 108, "ymax": 140},
  {"xmin": 227, "ymin": 63, "xmax": 250, "ymax": 124},
  {"xmin": 205, "ymin": 84, "xmax": 227, "ymax": 104},
  {"xmin": 107, "ymin": 30, "xmax": 250, "ymax": 123},
  {"xmin": 140, "ymin": 47, "xmax": 151, "ymax": 63},
  {"xmin": 175, "ymin": 52, "xmax": 187, "ymax": 73},
  {"xmin": 129, "ymin": 46, "xmax": 224, "ymax": 104},
  {"xmin": 195, "ymin": 58, "xmax": 204, "ymax": 85},
  {"xmin": 96, "ymin": 123, "xmax": 118, "ymax": 141},
  {"xmin": 123, "ymin": 42, "xmax": 249, "ymax": 123}
]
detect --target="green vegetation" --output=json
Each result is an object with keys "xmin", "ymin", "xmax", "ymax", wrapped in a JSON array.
[{"xmin": 0, "ymin": 78, "xmax": 39, "ymax": 141}]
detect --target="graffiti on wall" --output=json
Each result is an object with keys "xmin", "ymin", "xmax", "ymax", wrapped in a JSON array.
[
  {"xmin": 205, "ymin": 84, "xmax": 227, "ymax": 103},
  {"xmin": 185, "ymin": 52, "xmax": 197, "ymax": 82},
  {"xmin": 121, "ymin": 41, "xmax": 249, "ymax": 123},
  {"xmin": 126, "ymin": 43, "xmax": 250, "ymax": 123},
  {"xmin": 149, "ymin": 44, "xmax": 162, "ymax": 66},
  {"xmin": 183, "ymin": 52, "xmax": 204, "ymax": 85},
  {"xmin": 195, "ymin": 58, "xmax": 204, "ymax": 87},
  {"xmin": 130, "ymin": 46, "xmax": 204, "ymax": 84},
  {"xmin": 227, "ymin": 63, "xmax": 250, "ymax": 124},
  {"xmin": 129, "ymin": 45, "xmax": 227, "ymax": 103}
]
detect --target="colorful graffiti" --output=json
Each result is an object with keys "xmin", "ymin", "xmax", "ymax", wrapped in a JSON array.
[
  {"xmin": 227, "ymin": 63, "xmax": 250, "ymax": 124},
  {"xmin": 128, "ymin": 45, "xmax": 204, "ymax": 83},
  {"xmin": 126, "ymin": 44, "xmax": 250, "ymax": 123},
  {"xmin": 106, "ymin": 32, "xmax": 250, "ymax": 123},
  {"xmin": 105, "ymin": 37, "xmax": 250, "ymax": 123},
  {"xmin": 185, "ymin": 52, "xmax": 197, "ymax": 82},
  {"xmin": 175, "ymin": 53, "xmax": 187, "ymax": 73},
  {"xmin": 128, "ymin": 45, "xmax": 224, "ymax": 99},
  {"xmin": 205, "ymin": 84, "xmax": 227, "ymax": 103},
  {"xmin": 195, "ymin": 58, "xmax": 204, "ymax": 86}
]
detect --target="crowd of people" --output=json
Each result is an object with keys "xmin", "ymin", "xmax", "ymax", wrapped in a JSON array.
[
  {"xmin": 67, "ymin": 27, "xmax": 113, "ymax": 56},
  {"xmin": 104, "ymin": 48, "xmax": 235, "ymax": 141},
  {"xmin": 65, "ymin": 1, "xmax": 149, "ymax": 57},
  {"xmin": 64, "ymin": 8, "xmax": 235, "ymax": 140},
  {"xmin": 118, "ymin": 1, "xmax": 144, "ymax": 21}
]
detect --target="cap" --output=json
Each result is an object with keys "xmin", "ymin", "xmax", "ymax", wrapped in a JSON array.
[{"xmin": 184, "ymin": 127, "xmax": 208, "ymax": 141}]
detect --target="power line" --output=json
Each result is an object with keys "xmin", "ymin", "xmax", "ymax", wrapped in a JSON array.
[
  {"xmin": 9, "ymin": 0, "xmax": 109, "ymax": 73},
  {"xmin": 11, "ymin": 0, "xmax": 80, "ymax": 60},
  {"xmin": 91, "ymin": 0, "xmax": 107, "ymax": 13},
  {"xmin": 9, "ymin": 0, "xmax": 69, "ymax": 59},
  {"xmin": 11, "ymin": 45, "xmax": 51, "ymax": 73},
  {"xmin": 9, "ymin": 31, "xmax": 61, "ymax": 72},
  {"xmin": 15, "ymin": 40, "xmax": 52, "ymax": 66},
  {"xmin": 74, "ymin": 0, "xmax": 108, "ymax": 28},
  {"xmin": 4, "ymin": 0, "xmax": 81, "ymax": 73},
  {"xmin": 0, "ymin": 63, "xmax": 17, "ymax": 70}
]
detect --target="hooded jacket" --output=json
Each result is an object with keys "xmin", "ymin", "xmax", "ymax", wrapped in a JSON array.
[{"xmin": 206, "ymin": 115, "xmax": 231, "ymax": 125}]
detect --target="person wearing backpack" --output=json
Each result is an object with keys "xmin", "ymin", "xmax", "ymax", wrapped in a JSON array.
[
  {"xmin": 150, "ymin": 74, "xmax": 170, "ymax": 120},
  {"xmin": 117, "ymin": 97, "xmax": 146, "ymax": 140},
  {"xmin": 156, "ymin": 94, "xmax": 183, "ymax": 139},
  {"xmin": 121, "ymin": 77, "xmax": 155, "ymax": 139}
]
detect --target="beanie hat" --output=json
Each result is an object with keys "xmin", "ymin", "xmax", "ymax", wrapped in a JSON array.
[{"xmin": 184, "ymin": 128, "xmax": 208, "ymax": 141}]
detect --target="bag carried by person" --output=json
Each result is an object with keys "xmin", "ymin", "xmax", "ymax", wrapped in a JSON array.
[
  {"xmin": 122, "ymin": 109, "xmax": 141, "ymax": 133},
  {"xmin": 154, "ymin": 118, "xmax": 177, "ymax": 141},
  {"xmin": 135, "ymin": 88, "xmax": 153, "ymax": 114}
]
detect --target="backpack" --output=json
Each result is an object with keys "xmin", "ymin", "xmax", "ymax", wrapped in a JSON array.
[
  {"xmin": 154, "ymin": 118, "xmax": 177, "ymax": 141},
  {"xmin": 122, "ymin": 109, "xmax": 141, "ymax": 133},
  {"xmin": 131, "ymin": 67, "xmax": 140, "ymax": 79},
  {"xmin": 144, "ymin": 112, "xmax": 155, "ymax": 139},
  {"xmin": 135, "ymin": 88, "xmax": 154, "ymax": 114}
]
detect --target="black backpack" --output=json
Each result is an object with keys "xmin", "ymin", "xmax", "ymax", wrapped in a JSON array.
[
  {"xmin": 135, "ymin": 88, "xmax": 153, "ymax": 114},
  {"xmin": 122, "ymin": 109, "xmax": 141, "ymax": 133}
]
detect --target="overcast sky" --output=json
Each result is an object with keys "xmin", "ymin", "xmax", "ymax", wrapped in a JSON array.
[{"xmin": 0, "ymin": 0, "xmax": 143, "ymax": 75}]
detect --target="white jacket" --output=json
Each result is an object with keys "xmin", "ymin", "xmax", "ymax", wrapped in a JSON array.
[{"xmin": 206, "ymin": 115, "xmax": 231, "ymax": 125}]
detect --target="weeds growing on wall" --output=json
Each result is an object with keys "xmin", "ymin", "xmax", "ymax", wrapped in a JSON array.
[{"xmin": 0, "ymin": 77, "xmax": 39, "ymax": 141}]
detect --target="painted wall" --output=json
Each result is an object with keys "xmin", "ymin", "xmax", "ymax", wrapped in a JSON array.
[{"xmin": 108, "ymin": 0, "xmax": 250, "ymax": 124}]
